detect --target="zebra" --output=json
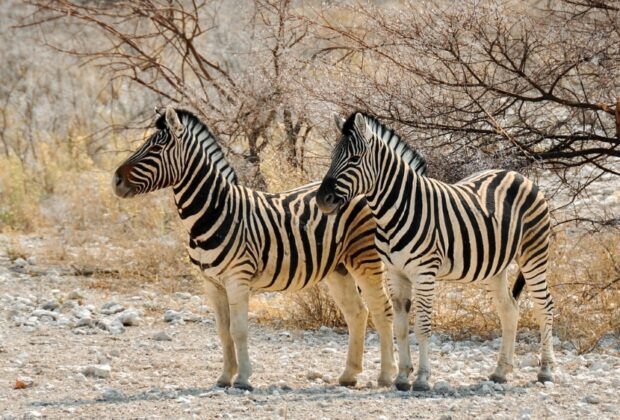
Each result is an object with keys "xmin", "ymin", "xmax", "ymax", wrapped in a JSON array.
[
  {"xmin": 112, "ymin": 106, "xmax": 397, "ymax": 391},
  {"xmin": 317, "ymin": 111, "xmax": 555, "ymax": 391}
]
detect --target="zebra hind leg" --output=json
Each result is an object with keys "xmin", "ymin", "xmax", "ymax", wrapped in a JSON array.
[
  {"xmin": 204, "ymin": 281, "xmax": 238, "ymax": 388},
  {"xmin": 324, "ymin": 270, "xmax": 369, "ymax": 387},
  {"xmin": 485, "ymin": 269, "xmax": 518, "ymax": 383},
  {"xmin": 521, "ymin": 267, "xmax": 555, "ymax": 382},
  {"xmin": 347, "ymin": 262, "xmax": 397, "ymax": 387}
]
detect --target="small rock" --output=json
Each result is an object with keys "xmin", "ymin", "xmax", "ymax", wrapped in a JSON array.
[
  {"xmin": 174, "ymin": 292, "xmax": 192, "ymax": 300},
  {"xmin": 433, "ymin": 381, "xmax": 454, "ymax": 394},
  {"xmin": 82, "ymin": 364, "xmax": 111, "ymax": 379},
  {"xmin": 14, "ymin": 377, "xmax": 34, "ymax": 389},
  {"xmin": 544, "ymin": 381, "xmax": 555, "ymax": 389},
  {"xmin": 31, "ymin": 309, "xmax": 58, "ymax": 320},
  {"xmin": 40, "ymin": 300, "xmax": 59, "ymax": 311},
  {"xmin": 164, "ymin": 309, "xmax": 180, "ymax": 322},
  {"xmin": 306, "ymin": 371, "xmax": 322, "ymax": 380},
  {"xmin": 117, "ymin": 309, "xmax": 139, "ymax": 326},
  {"xmin": 190, "ymin": 295, "xmax": 202, "ymax": 305},
  {"xmin": 318, "ymin": 326, "xmax": 332, "ymax": 333},
  {"xmin": 72, "ymin": 307, "xmax": 92, "ymax": 320},
  {"xmin": 27, "ymin": 256, "xmax": 37, "ymax": 265},
  {"xmin": 101, "ymin": 388, "xmax": 124, "ymax": 401},
  {"xmin": 96, "ymin": 319, "xmax": 125, "ymax": 335},
  {"xmin": 584, "ymin": 395, "xmax": 600, "ymax": 405},
  {"xmin": 101, "ymin": 302, "xmax": 125, "ymax": 315},
  {"xmin": 154, "ymin": 331, "xmax": 172, "ymax": 341},
  {"xmin": 67, "ymin": 290, "xmax": 83, "ymax": 300},
  {"xmin": 23, "ymin": 411, "xmax": 41, "ymax": 419},
  {"xmin": 13, "ymin": 258, "xmax": 27, "ymax": 268}
]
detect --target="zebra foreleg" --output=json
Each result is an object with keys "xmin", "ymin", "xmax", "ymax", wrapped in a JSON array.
[
  {"xmin": 485, "ymin": 270, "xmax": 518, "ymax": 383},
  {"xmin": 225, "ymin": 280, "xmax": 253, "ymax": 391},
  {"xmin": 388, "ymin": 273, "xmax": 414, "ymax": 391},
  {"xmin": 204, "ymin": 281, "xmax": 238, "ymax": 388},
  {"xmin": 348, "ymin": 264, "xmax": 397, "ymax": 387},
  {"xmin": 411, "ymin": 274, "xmax": 436, "ymax": 392},
  {"xmin": 324, "ymin": 272, "xmax": 369, "ymax": 387}
]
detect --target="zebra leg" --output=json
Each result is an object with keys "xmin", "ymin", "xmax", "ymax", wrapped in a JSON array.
[
  {"xmin": 521, "ymin": 268, "xmax": 555, "ymax": 382},
  {"xmin": 204, "ymin": 281, "xmax": 238, "ymax": 387},
  {"xmin": 324, "ymin": 272, "xmax": 369, "ymax": 387},
  {"xmin": 389, "ymin": 273, "xmax": 414, "ymax": 391},
  {"xmin": 485, "ymin": 270, "xmax": 518, "ymax": 383},
  {"xmin": 348, "ymin": 264, "xmax": 397, "ymax": 387},
  {"xmin": 411, "ymin": 274, "xmax": 436, "ymax": 392},
  {"xmin": 225, "ymin": 280, "xmax": 253, "ymax": 391}
]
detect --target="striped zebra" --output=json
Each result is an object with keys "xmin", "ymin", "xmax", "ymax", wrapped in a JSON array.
[
  {"xmin": 112, "ymin": 107, "xmax": 397, "ymax": 391},
  {"xmin": 317, "ymin": 112, "xmax": 555, "ymax": 391}
]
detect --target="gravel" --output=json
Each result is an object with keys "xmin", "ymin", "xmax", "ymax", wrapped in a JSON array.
[{"xmin": 1, "ymin": 234, "xmax": 619, "ymax": 419}]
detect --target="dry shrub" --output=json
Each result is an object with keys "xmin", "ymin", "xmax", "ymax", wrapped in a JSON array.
[{"xmin": 285, "ymin": 284, "xmax": 346, "ymax": 330}]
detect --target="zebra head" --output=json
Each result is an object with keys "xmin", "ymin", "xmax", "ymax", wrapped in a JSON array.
[
  {"xmin": 113, "ymin": 106, "xmax": 186, "ymax": 198},
  {"xmin": 317, "ymin": 112, "xmax": 376, "ymax": 214}
]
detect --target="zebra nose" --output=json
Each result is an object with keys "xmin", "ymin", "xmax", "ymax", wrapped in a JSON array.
[{"xmin": 113, "ymin": 172, "xmax": 122, "ymax": 186}]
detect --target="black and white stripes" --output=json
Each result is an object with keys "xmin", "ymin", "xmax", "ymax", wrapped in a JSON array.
[
  {"xmin": 113, "ymin": 107, "xmax": 397, "ymax": 390},
  {"xmin": 318, "ymin": 112, "xmax": 555, "ymax": 391}
]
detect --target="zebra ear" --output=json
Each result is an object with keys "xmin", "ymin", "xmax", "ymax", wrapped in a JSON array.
[
  {"xmin": 333, "ymin": 114, "xmax": 345, "ymax": 132},
  {"xmin": 354, "ymin": 113, "xmax": 372, "ymax": 143},
  {"xmin": 165, "ymin": 106, "xmax": 183, "ymax": 136},
  {"xmin": 154, "ymin": 106, "xmax": 164, "ymax": 117}
]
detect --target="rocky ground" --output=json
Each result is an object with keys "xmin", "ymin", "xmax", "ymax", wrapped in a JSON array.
[{"xmin": 1, "ymin": 237, "xmax": 619, "ymax": 419}]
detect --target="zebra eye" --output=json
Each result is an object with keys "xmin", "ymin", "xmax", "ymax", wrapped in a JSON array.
[
  {"xmin": 150, "ymin": 144, "xmax": 164, "ymax": 153},
  {"xmin": 350, "ymin": 155, "xmax": 361, "ymax": 164}
]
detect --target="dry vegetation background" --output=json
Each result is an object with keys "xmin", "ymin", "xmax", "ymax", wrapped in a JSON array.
[{"xmin": 0, "ymin": 0, "xmax": 618, "ymax": 354}]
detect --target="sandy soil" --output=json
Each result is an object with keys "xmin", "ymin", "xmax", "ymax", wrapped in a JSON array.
[{"xmin": 1, "ymin": 236, "xmax": 618, "ymax": 420}]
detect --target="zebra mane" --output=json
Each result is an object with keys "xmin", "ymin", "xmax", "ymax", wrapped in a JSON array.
[
  {"xmin": 156, "ymin": 109, "xmax": 237, "ymax": 185},
  {"xmin": 342, "ymin": 112, "xmax": 427, "ymax": 176}
]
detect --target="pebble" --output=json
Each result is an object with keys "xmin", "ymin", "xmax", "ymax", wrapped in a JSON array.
[
  {"xmin": 117, "ymin": 309, "xmax": 140, "ymax": 326},
  {"xmin": 101, "ymin": 388, "xmax": 125, "ymax": 401},
  {"xmin": 433, "ymin": 381, "xmax": 455, "ymax": 394},
  {"xmin": 67, "ymin": 290, "xmax": 83, "ymax": 300},
  {"xmin": 101, "ymin": 302, "xmax": 125, "ymax": 315},
  {"xmin": 154, "ymin": 331, "xmax": 172, "ymax": 341},
  {"xmin": 94, "ymin": 319, "xmax": 124, "ymax": 334},
  {"xmin": 82, "ymin": 364, "xmax": 111, "ymax": 378},
  {"xmin": 30, "ymin": 309, "xmax": 58, "ymax": 320},
  {"xmin": 13, "ymin": 258, "xmax": 27, "ymax": 268},
  {"xmin": 40, "ymin": 300, "xmax": 59, "ymax": 311},
  {"xmin": 174, "ymin": 292, "xmax": 192, "ymax": 300},
  {"xmin": 14, "ymin": 376, "xmax": 34, "ymax": 389},
  {"xmin": 584, "ymin": 395, "xmax": 600, "ymax": 404},
  {"xmin": 306, "ymin": 371, "xmax": 322, "ymax": 380}
]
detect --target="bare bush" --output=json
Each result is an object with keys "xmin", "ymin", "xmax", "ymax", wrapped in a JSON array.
[
  {"xmin": 308, "ymin": 0, "xmax": 619, "ymax": 210},
  {"xmin": 23, "ymin": 0, "xmax": 318, "ymax": 187}
]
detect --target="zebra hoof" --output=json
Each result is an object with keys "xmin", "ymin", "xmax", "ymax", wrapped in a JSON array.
[
  {"xmin": 216, "ymin": 379, "xmax": 232, "ymax": 388},
  {"xmin": 537, "ymin": 370, "xmax": 554, "ymax": 383},
  {"xmin": 489, "ymin": 373, "xmax": 507, "ymax": 384},
  {"xmin": 411, "ymin": 379, "xmax": 431, "ymax": 392},
  {"xmin": 338, "ymin": 378, "xmax": 357, "ymax": 388},
  {"xmin": 395, "ymin": 381, "xmax": 411, "ymax": 392},
  {"xmin": 233, "ymin": 381, "xmax": 254, "ymax": 391}
]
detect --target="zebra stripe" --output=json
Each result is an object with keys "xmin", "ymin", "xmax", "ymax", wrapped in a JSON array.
[
  {"xmin": 318, "ymin": 111, "xmax": 555, "ymax": 391},
  {"xmin": 113, "ymin": 107, "xmax": 397, "ymax": 390}
]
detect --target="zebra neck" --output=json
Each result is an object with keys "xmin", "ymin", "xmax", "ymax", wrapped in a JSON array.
[
  {"xmin": 172, "ymin": 150, "xmax": 238, "ymax": 240},
  {"xmin": 367, "ymin": 144, "xmax": 420, "ymax": 231}
]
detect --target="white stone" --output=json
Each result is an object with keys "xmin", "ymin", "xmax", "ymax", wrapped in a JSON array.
[
  {"xmin": 101, "ymin": 303, "xmax": 125, "ymax": 315},
  {"xmin": 31, "ymin": 309, "xmax": 58, "ymax": 319},
  {"xmin": 520, "ymin": 354, "xmax": 539, "ymax": 368},
  {"xmin": 82, "ymin": 364, "xmax": 111, "ymax": 379},
  {"xmin": 154, "ymin": 331, "xmax": 172, "ymax": 341},
  {"xmin": 117, "ymin": 309, "xmax": 139, "ymax": 326},
  {"xmin": 13, "ymin": 258, "xmax": 27, "ymax": 268},
  {"xmin": 583, "ymin": 395, "xmax": 600, "ymax": 404}
]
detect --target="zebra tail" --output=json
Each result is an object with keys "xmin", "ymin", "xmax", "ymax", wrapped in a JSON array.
[{"xmin": 512, "ymin": 272, "xmax": 526, "ymax": 300}]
